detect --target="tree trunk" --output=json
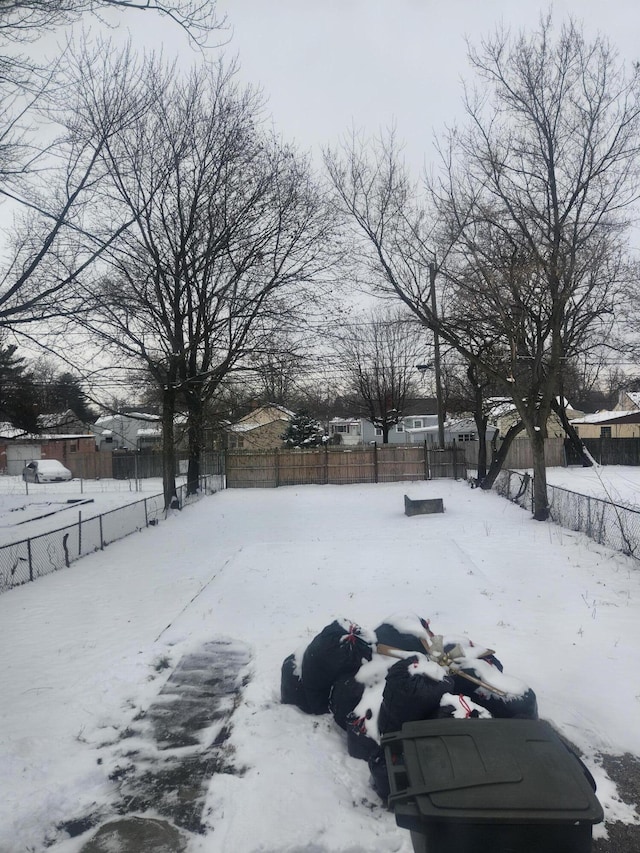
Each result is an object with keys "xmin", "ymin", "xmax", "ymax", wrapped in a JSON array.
[
  {"xmin": 530, "ymin": 428, "xmax": 550, "ymax": 521},
  {"xmin": 186, "ymin": 393, "xmax": 203, "ymax": 495},
  {"xmin": 474, "ymin": 413, "xmax": 488, "ymax": 481},
  {"xmin": 161, "ymin": 385, "xmax": 178, "ymax": 511},
  {"xmin": 480, "ymin": 421, "xmax": 525, "ymax": 489},
  {"xmin": 550, "ymin": 397, "xmax": 593, "ymax": 467}
]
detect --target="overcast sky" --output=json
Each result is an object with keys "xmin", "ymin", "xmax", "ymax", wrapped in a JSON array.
[
  {"xmin": 29, "ymin": 1, "xmax": 640, "ymax": 181},
  {"xmin": 201, "ymin": 1, "xmax": 640, "ymax": 177}
]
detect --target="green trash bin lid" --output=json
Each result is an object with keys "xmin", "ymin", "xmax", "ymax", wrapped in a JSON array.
[{"xmin": 383, "ymin": 719, "xmax": 604, "ymax": 826}]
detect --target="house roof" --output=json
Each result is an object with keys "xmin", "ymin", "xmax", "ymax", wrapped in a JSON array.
[
  {"xmin": 486, "ymin": 396, "xmax": 580, "ymax": 419},
  {"xmin": 571, "ymin": 410, "xmax": 640, "ymax": 425},
  {"xmin": 8, "ymin": 433, "xmax": 95, "ymax": 442},
  {"xmin": 37, "ymin": 410, "xmax": 85, "ymax": 429},
  {"xmin": 403, "ymin": 397, "xmax": 438, "ymax": 416},
  {"xmin": 0, "ymin": 422, "xmax": 27, "ymax": 439},
  {"xmin": 228, "ymin": 404, "xmax": 294, "ymax": 432},
  {"xmin": 623, "ymin": 391, "xmax": 640, "ymax": 408},
  {"xmin": 95, "ymin": 412, "xmax": 160, "ymax": 424}
]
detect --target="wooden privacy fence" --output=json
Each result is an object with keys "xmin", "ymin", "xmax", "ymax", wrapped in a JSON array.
[
  {"xmin": 61, "ymin": 451, "xmax": 114, "ymax": 480},
  {"xmin": 225, "ymin": 444, "xmax": 467, "ymax": 488},
  {"xmin": 458, "ymin": 437, "xmax": 566, "ymax": 471}
]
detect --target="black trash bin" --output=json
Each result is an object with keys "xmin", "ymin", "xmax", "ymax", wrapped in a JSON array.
[{"xmin": 382, "ymin": 718, "xmax": 603, "ymax": 853}]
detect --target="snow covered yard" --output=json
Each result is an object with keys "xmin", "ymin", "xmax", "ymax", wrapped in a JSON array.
[
  {"xmin": 1, "ymin": 477, "xmax": 639, "ymax": 852},
  {"xmin": 545, "ymin": 465, "xmax": 640, "ymax": 510},
  {"xmin": 0, "ymin": 476, "xmax": 170, "ymax": 541}
]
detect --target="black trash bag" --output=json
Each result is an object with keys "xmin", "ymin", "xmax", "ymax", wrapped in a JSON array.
[
  {"xmin": 375, "ymin": 615, "xmax": 433, "ymax": 655},
  {"xmin": 330, "ymin": 675, "xmax": 365, "ymax": 731},
  {"xmin": 436, "ymin": 692, "xmax": 492, "ymax": 719},
  {"xmin": 301, "ymin": 620, "xmax": 374, "ymax": 713},
  {"xmin": 451, "ymin": 660, "xmax": 538, "ymax": 719},
  {"xmin": 378, "ymin": 655, "xmax": 455, "ymax": 735},
  {"xmin": 346, "ymin": 710, "xmax": 379, "ymax": 761},
  {"xmin": 482, "ymin": 653, "xmax": 504, "ymax": 672},
  {"xmin": 281, "ymin": 653, "xmax": 308, "ymax": 710},
  {"xmin": 368, "ymin": 745, "xmax": 390, "ymax": 801},
  {"xmin": 464, "ymin": 684, "xmax": 538, "ymax": 719},
  {"xmin": 280, "ymin": 653, "xmax": 330, "ymax": 715}
]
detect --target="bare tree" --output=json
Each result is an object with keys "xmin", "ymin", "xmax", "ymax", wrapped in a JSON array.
[
  {"xmin": 0, "ymin": 2, "xmax": 222, "ymax": 343},
  {"xmin": 72, "ymin": 56, "xmax": 334, "ymax": 507},
  {"xmin": 327, "ymin": 16, "xmax": 640, "ymax": 519},
  {"xmin": 334, "ymin": 307, "xmax": 422, "ymax": 444},
  {"xmin": 0, "ymin": 1, "xmax": 221, "ymax": 44}
]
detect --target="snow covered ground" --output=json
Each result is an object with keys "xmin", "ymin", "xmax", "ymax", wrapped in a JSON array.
[
  {"xmin": 1, "ymin": 472, "xmax": 639, "ymax": 852},
  {"xmin": 0, "ymin": 477, "xmax": 182, "ymax": 547},
  {"xmin": 545, "ymin": 465, "xmax": 640, "ymax": 509}
]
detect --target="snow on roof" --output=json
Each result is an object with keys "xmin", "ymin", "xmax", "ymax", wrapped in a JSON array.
[
  {"xmin": 136, "ymin": 428, "xmax": 161, "ymax": 436},
  {"xmin": 0, "ymin": 422, "xmax": 27, "ymax": 439},
  {"xmin": 95, "ymin": 412, "xmax": 160, "ymax": 424},
  {"xmin": 228, "ymin": 422, "xmax": 264, "ymax": 433},
  {"xmin": 404, "ymin": 424, "xmax": 439, "ymax": 433},
  {"xmin": 486, "ymin": 398, "xmax": 516, "ymax": 418},
  {"xmin": 571, "ymin": 409, "xmax": 640, "ymax": 424}
]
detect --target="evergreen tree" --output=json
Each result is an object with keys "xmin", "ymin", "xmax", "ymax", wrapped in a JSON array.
[
  {"xmin": 49, "ymin": 372, "xmax": 95, "ymax": 422},
  {"xmin": 282, "ymin": 411, "xmax": 326, "ymax": 448},
  {"xmin": 0, "ymin": 343, "xmax": 39, "ymax": 432}
]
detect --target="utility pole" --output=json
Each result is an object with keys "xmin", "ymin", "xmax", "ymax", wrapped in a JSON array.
[{"xmin": 430, "ymin": 262, "xmax": 445, "ymax": 449}]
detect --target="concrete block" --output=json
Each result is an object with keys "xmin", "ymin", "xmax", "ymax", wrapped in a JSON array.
[{"xmin": 404, "ymin": 495, "xmax": 444, "ymax": 516}]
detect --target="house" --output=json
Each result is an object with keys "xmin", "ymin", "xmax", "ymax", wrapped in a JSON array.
[
  {"xmin": 403, "ymin": 416, "xmax": 498, "ymax": 445},
  {"xmin": 571, "ymin": 410, "xmax": 640, "ymax": 439},
  {"xmin": 225, "ymin": 404, "xmax": 294, "ymax": 450},
  {"xmin": 487, "ymin": 397, "xmax": 584, "ymax": 439},
  {"xmin": 327, "ymin": 412, "xmax": 439, "ymax": 445},
  {"xmin": 90, "ymin": 412, "xmax": 162, "ymax": 451},
  {"xmin": 615, "ymin": 390, "xmax": 640, "ymax": 412},
  {"xmin": 330, "ymin": 397, "xmax": 439, "ymax": 446},
  {"xmin": 366, "ymin": 413, "xmax": 440, "ymax": 445},
  {"xmin": 328, "ymin": 417, "xmax": 362, "ymax": 447},
  {"xmin": 37, "ymin": 409, "xmax": 90, "ymax": 435}
]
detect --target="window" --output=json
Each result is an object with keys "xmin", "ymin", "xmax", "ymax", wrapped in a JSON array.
[
  {"xmin": 413, "ymin": 419, "xmax": 423, "ymax": 429},
  {"xmin": 375, "ymin": 428, "xmax": 382, "ymax": 436},
  {"xmin": 600, "ymin": 426, "xmax": 612, "ymax": 438},
  {"xmin": 457, "ymin": 433, "xmax": 476, "ymax": 442},
  {"xmin": 334, "ymin": 424, "xmax": 348, "ymax": 433},
  {"xmin": 396, "ymin": 423, "xmax": 404, "ymax": 432},
  {"xmin": 69, "ymin": 442, "xmax": 78, "ymax": 453}
]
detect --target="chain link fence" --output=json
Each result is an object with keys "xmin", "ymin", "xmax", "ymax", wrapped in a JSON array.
[
  {"xmin": 0, "ymin": 475, "xmax": 222, "ymax": 595},
  {"xmin": 494, "ymin": 469, "xmax": 640, "ymax": 560}
]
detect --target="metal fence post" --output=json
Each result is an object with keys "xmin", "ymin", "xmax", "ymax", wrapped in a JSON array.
[
  {"xmin": 99, "ymin": 515, "xmax": 104, "ymax": 549},
  {"xmin": 78, "ymin": 512, "xmax": 82, "ymax": 556},
  {"xmin": 373, "ymin": 442, "xmax": 378, "ymax": 483},
  {"xmin": 27, "ymin": 539, "xmax": 33, "ymax": 582}
]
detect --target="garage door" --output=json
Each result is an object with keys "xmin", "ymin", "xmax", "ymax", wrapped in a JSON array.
[{"xmin": 6, "ymin": 445, "xmax": 41, "ymax": 475}]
